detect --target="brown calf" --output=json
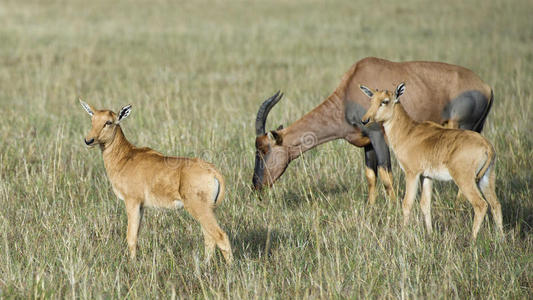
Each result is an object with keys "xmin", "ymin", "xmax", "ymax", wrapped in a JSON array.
[{"xmin": 80, "ymin": 100, "xmax": 233, "ymax": 263}]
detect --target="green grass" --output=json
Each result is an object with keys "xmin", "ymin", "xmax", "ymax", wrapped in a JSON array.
[{"xmin": 1, "ymin": 0, "xmax": 532, "ymax": 298}]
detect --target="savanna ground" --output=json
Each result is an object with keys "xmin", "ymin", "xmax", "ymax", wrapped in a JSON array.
[{"xmin": 0, "ymin": 0, "xmax": 532, "ymax": 298}]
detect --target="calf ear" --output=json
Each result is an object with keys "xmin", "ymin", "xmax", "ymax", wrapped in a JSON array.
[
  {"xmin": 79, "ymin": 99, "xmax": 94, "ymax": 116},
  {"xmin": 395, "ymin": 82, "xmax": 406, "ymax": 101},
  {"xmin": 117, "ymin": 104, "xmax": 132, "ymax": 123},
  {"xmin": 359, "ymin": 85, "xmax": 374, "ymax": 98}
]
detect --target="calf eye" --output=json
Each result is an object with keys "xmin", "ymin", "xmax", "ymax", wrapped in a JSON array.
[
  {"xmin": 381, "ymin": 100, "xmax": 389, "ymax": 106},
  {"xmin": 104, "ymin": 121, "xmax": 113, "ymax": 126}
]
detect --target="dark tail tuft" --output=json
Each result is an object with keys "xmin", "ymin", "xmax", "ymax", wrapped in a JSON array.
[
  {"xmin": 212, "ymin": 172, "xmax": 226, "ymax": 206},
  {"xmin": 213, "ymin": 177, "xmax": 221, "ymax": 204}
]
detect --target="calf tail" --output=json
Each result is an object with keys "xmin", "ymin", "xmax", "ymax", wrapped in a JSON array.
[{"xmin": 476, "ymin": 145, "xmax": 495, "ymax": 183}]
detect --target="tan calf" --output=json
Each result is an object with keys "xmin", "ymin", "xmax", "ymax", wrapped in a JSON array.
[
  {"xmin": 360, "ymin": 83, "xmax": 503, "ymax": 240},
  {"xmin": 80, "ymin": 100, "xmax": 233, "ymax": 263}
]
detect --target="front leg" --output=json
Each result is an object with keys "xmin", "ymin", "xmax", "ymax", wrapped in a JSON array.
[
  {"xmin": 363, "ymin": 145, "xmax": 378, "ymax": 205},
  {"xmin": 402, "ymin": 172, "xmax": 420, "ymax": 227},
  {"xmin": 125, "ymin": 201, "xmax": 143, "ymax": 259},
  {"xmin": 420, "ymin": 177, "xmax": 433, "ymax": 234},
  {"xmin": 344, "ymin": 101, "xmax": 391, "ymax": 204},
  {"xmin": 378, "ymin": 167, "xmax": 395, "ymax": 201},
  {"xmin": 368, "ymin": 130, "xmax": 396, "ymax": 201}
]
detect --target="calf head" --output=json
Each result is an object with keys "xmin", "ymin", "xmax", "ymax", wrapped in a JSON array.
[
  {"xmin": 360, "ymin": 83, "xmax": 405, "ymax": 124},
  {"xmin": 79, "ymin": 99, "xmax": 132, "ymax": 148}
]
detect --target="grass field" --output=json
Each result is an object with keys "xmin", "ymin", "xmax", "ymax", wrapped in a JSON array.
[{"xmin": 1, "ymin": 0, "xmax": 532, "ymax": 298}]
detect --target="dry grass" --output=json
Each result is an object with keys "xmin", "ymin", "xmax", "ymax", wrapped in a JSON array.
[{"xmin": 0, "ymin": 0, "xmax": 532, "ymax": 298}]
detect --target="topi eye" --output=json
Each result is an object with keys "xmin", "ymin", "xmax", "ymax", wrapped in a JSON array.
[
  {"xmin": 381, "ymin": 99, "xmax": 390, "ymax": 106},
  {"xmin": 104, "ymin": 120, "xmax": 113, "ymax": 126}
]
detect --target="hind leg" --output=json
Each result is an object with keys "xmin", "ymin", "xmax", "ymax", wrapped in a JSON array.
[
  {"xmin": 444, "ymin": 118, "xmax": 468, "ymax": 201},
  {"xmin": 453, "ymin": 175, "xmax": 488, "ymax": 241},
  {"xmin": 443, "ymin": 91, "xmax": 492, "ymax": 202},
  {"xmin": 186, "ymin": 199, "xmax": 233, "ymax": 264},
  {"xmin": 443, "ymin": 120, "xmax": 468, "ymax": 201},
  {"xmin": 201, "ymin": 228, "xmax": 217, "ymax": 263},
  {"xmin": 479, "ymin": 167, "xmax": 503, "ymax": 237}
]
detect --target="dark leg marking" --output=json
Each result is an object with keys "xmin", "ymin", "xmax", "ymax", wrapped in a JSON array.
[
  {"xmin": 367, "ymin": 131, "xmax": 391, "ymax": 170},
  {"xmin": 441, "ymin": 90, "xmax": 491, "ymax": 132},
  {"xmin": 364, "ymin": 145, "xmax": 378, "ymax": 174},
  {"xmin": 364, "ymin": 145, "xmax": 378, "ymax": 205}
]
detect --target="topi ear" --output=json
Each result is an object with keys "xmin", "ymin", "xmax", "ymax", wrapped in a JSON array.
[
  {"xmin": 270, "ymin": 130, "xmax": 283, "ymax": 145},
  {"xmin": 394, "ymin": 82, "xmax": 406, "ymax": 103},
  {"xmin": 79, "ymin": 99, "xmax": 94, "ymax": 116},
  {"xmin": 359, "ymin": 85, "xmax": 374, "ymax": 98},
  {"xmin": 117, "ymin": 104, "xmax": 132, "ymax": 123}
]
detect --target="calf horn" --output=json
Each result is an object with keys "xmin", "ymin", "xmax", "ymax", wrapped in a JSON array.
[{"xmin": 255, "ymin": 91, "xmax": 283, "ymax": 136}]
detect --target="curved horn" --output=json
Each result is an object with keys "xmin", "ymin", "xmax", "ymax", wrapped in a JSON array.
[{"xmin": 255, "ymin": 91, "xmax": 283, "ymax": 136}]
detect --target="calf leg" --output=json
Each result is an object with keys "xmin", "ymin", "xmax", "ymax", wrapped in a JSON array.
[
  {"xmin": 402, "ymin": 173, "xmax": 420, "ymax": 227},
  {"xmin": 186, "ymin": 200, "xmax": 233, "ymax": 264},
  {"xmin": 442, "ymin": 121, "xmax": 467, "ymax": 201},
  {"xmin": 201, "ymin": 228, "xmax": 217, "ymax": 263},
  {"xmin": 443, "ymin": 120, "xmax": 467, "ymax": 201},
  {"xmin": 454, "ymin": 176, "xmax": 488, "ymax": 241},
  {"xmin": 420, "ymin": 177, "xmax": 433, "ymax": 234},
  {"xmin": 443, "ymin": 90, "xmax": 493, "ymax": 202},
  {"xmin": 478, "ymin": 167, "xmax": 504, "ymax": 237},
  {"xmin": 125, "ymin": 201, "xmax": 143, "ymax": 259}
]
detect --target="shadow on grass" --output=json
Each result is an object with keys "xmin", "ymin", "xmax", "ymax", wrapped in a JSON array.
[
  {"xmin": 281, "ymin": 180, "xmax": 350, "ymax": 208},
  {"xmin": 499, "ymin": 175, "xmax": 533, "ymax": 238},
  {"xmin": 496, "ymin": 176, "xmax": 533, "ymax": 237},
  {"xmin": 231, "ymin": 226, "xmax": 286, "ymax": 260}
]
